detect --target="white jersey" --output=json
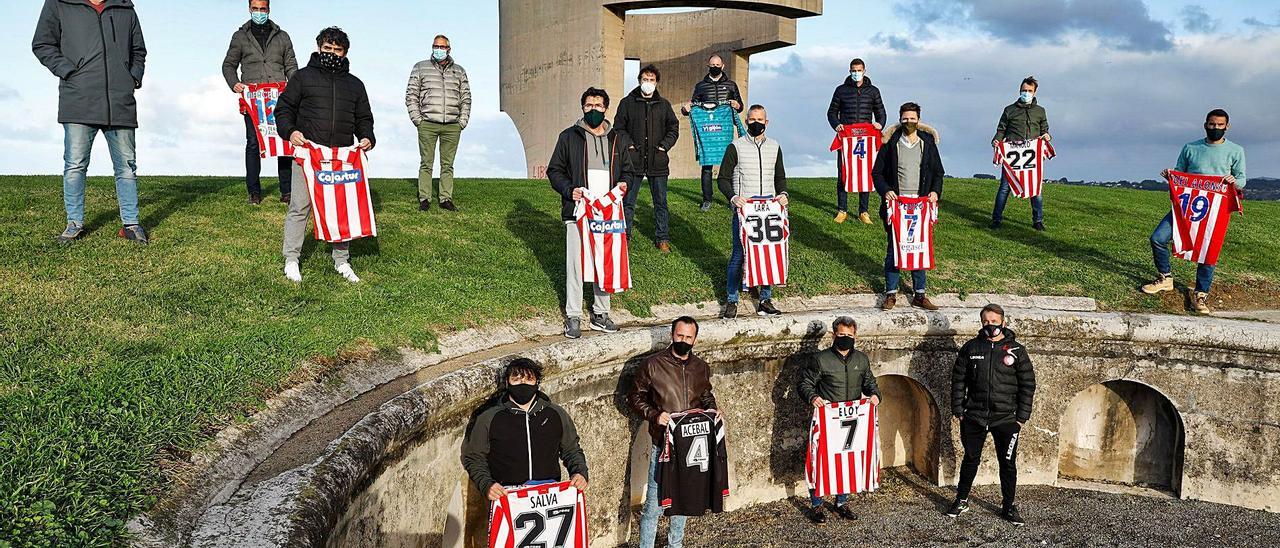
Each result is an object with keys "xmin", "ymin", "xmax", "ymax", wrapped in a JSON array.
[
  {"xmin": 488, "ymin": 481, "xmax": 589, "ymax": 548},
  {"xmin": 805, "ymin": 398, "xmax": 880, "ymax": 497},
  {"xmin": 736, "ymin": 196, "xmax": 790, "ymax": 289}
]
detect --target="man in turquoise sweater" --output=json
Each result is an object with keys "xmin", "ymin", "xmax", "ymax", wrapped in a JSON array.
[{"xmin": 1142, "ymin": 109, "xmax": 1246, "ymax": 313}]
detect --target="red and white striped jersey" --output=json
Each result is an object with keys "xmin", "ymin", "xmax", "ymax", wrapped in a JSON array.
[
  {"xmin": 239, "ymin": 82, "xmax": 294, "ymax": 159},
  {"xmin": 805, "ymin": 399, "xmax": 880, "ymax": 497},
  {"xmin": 1167, "ymin": 170, "xmax": 1243, "ymax": 266},
  {"xmin": 488, "ymin": 481, "xmax": 589, "ymax": 548},
  {"xmin": 575, "ymin": 186, "xmax": 632, "ymax": 293},
  {"xmin": 994, "ymin": 138, "xmax": 1055, "ymax": 199},
  {"xmin": 887, "ymin": 196, "xmax": 938, "ymax": 270},
  {"xmin": 294, "ymin": 144, "xmax": 377, "ymax": 243},
  {"xmin": 830, "ymin": 123, "xmax": 881, "ymax": 193},
  {"xmin": 736, "ymin": 197, "xmax": 790, "ymax": 289}
]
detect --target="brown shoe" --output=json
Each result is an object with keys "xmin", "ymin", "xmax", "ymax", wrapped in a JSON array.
[
  {"xmin": 882, "ymin": 293, "xmax": 897, "ymax": 310},
  {"xmin": 280, "ymin": 193, "xmax": 291, "ymax": 204},
  {"xmin": 911, "ymin": 293, "xmax": 939, "ymax": 311},
  {"xmin": 1190, "ymin": 289, "xmax": 1211, "ymax": 313},
  {"xmin": 656, "ymin": 241, "xmax": 671, "ymax": 253},
  {"xmin": 249, "ymin": 192, "xmax": 263, "ymax": 205}
]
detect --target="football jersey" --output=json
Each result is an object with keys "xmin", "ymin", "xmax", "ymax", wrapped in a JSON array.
[
  {"xmin": 690, "ymin": 104, "xmax": 745, "ymax": 167},
  {"xmin": 574, "ymin": 186, "xmax": 632, "ymax": 293},
  {"xmin": 239, "ymin": 82, "xmax": 294, "ymax": 159},
  {"xmin": 830, "ymin": 123, "xmax": 881, "ymax": 193},
  {"xmin": 736, "ymin": 196, "xmax": 790, "ymax": 289},
  {"xmin": 994, "ymin": 138, "xmax": 1055, "ymax": 199},
  {"xmin": 1167, "ymin": 170, "xmax": 1242, "ymax": 266},
  {"xmin": 658, "ymin": 410, "xmax": 729, "ymax": 517},
  {"xmin": 294, "ymin": 144, "xmax": 377, "ymax": 243},
  {"xmin": 488, "ymin": 481, "xmax": 589, "ymax": 548},
  {"xmin": 887, "ymin": 195, "xmax": 938, "ymax": 271},
  {"xmin": 805, "ymin": 399, "xmax": 881, "ymax": 497}
]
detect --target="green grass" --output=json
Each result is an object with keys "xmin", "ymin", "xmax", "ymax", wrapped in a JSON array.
[{"xmin": 1, "ymin": 175, "xmax": 1278, "ymax": 545}]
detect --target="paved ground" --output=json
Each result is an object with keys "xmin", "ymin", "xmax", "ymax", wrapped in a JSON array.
[{"xmin": 626, "ymin": 471, "xmax": 1280, "ymax": 547}]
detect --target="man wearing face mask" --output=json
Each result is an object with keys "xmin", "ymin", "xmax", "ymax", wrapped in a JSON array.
[
  {"xmin": 718, "ymin": 105, "xmax": 788, "ymax": 318},
  {"xmin": 223, "ymin": 0, "xmax": 298, "ymax": 205},
  {"xmin": 682, "ymin": 54, "xmax": 744, "ymax": 212},
  {"xmin": 627, "ymin": 316, "xmax": 718, "ymax": 548},
  {"xmin": 462, "ymin": 358, "xmax": 589, "ymax": 502},
  {"xmin": 827, "ymin": 58, "xmax": 887, "ymax": 225},
  {"xmin": 1143, "ymin": 109, "xmax": 1246, "ymax": 314},
  {"xmin": 614, "ymin": 65, "xmax": 680, "ymax": 251},
  {"xmin": 990, "ymin": 76, "xmax": 1050, "ymax": 231},
  {"xmin": 947, "ymin": 304, "xmax": 1036, "ymax": 526},
  {"xmin": 873, "ymin": 103, "xmax": 944, "ymax": 311},
  {"xmin": 406, "ymin": 34, "xmax": 471, "ymax": 212},
  {"xmin": 275, "ymin": 27, "xmax": 375, "ymax": 284},
  {"xmin": 547, "ymin": 88, "xmax": 634, "ymax": 338},
  {"xmin": 797, "ymin": 316, "xmax": 880, "ymax": 523}
]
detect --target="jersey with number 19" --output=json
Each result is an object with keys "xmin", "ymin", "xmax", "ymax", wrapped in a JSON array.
[
  {"xmin": 805, "ymin": 399, "xmax": 880, "ymax": 497},
  {"xmin": 887, "ymin": 195, "xmax": 938, "ymax": 270},
  {"xmin": 736, "ymin": 197, "xmax": 790, "ymax": 289},
  {"xmin": 658, "ymin": 410, "xmax": 729, "ymax": 517},
  {"xmin": 1166, "ymin": 170, "xmax": 1242, "ymax": 266},
  {"xmin": 488, "ymin": 481, "xmax": 589, "ymax": 548}
]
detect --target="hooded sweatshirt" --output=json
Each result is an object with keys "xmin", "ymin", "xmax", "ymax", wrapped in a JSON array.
[{"xmin": 576, "ymin": 118, "xmax": 613, "ymax": 196}]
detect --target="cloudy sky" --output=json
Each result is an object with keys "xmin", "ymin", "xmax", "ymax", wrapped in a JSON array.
[{"xmin": 3, "ymin": 0, "xmax": 1277, "ymax": 181}]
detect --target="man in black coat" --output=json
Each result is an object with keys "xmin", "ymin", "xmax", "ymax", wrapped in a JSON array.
[
  {"xmin": 275, "ymin": 26, "xmax": 375, "ymax": 285},
  {"xmin": 872, "ymin": 102, "xmax": 944, "ymax": 311},
  {"xmin": 827, "ymin": 58, "xmax": 887, "ymax": 225},
  {"xmin": 681, "ymin": 54, "xmax": 743, "ymax": 211},
  {"xmin": 947, "ymin": 304, "xmax": 1037, "ymax": 526},
  {"xmin": 614, "ymin": 65, "xmax": 679, "ymax": 251}
]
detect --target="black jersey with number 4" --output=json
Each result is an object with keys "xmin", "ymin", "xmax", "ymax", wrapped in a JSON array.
[{"xmin": 658, "ymin": 410, "xmax": 729, "ymax": 516}]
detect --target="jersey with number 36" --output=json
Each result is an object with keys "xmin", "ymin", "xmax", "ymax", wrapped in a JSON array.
[
  {"xmin": 658, "ymin": 410, "xmax": 729, "ymax": 516},
  {"xmin": 488, "ymin": 481, "xmax": 589, "ymax": 548},
  {"xmin": 806, "ymin": 399, "xmax": 880, "ymax": 497},
  {"xmin": 736, "ymin": 197, "xmax": 790, "ymax": 289}
]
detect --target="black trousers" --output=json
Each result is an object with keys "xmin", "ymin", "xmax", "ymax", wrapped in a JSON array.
[
  {"xmin": 955, "ymin": 418, "xmax": 1021, "ymax": 509},
  {"xmin": 244, "ymin": 113, "xmax": 293, "ymax": 196},
  {"xmin": 701, "ymin": 165, "xmax": 715, "ymax": 202}
]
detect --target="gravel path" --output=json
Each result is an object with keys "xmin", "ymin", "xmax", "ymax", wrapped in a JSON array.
[{"xmin": 626, "ymin": 471, "xmax": 1280, "ymax": 547}]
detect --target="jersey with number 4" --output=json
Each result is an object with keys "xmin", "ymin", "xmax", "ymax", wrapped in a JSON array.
[
  {"xmin": 806, "ymin": 399, "xmax": 880, "ymax": 497},
  {"xmin": 489, "ymin": 481, "xmax": 589, "ymax": 548},
  {"xmin": 887, "ymin": 196, "xmax": 938, "ymax": 270},
  {"xmin": 736, "ymin": 197, "xmax": 789, "ymax": 289},
  {"xmin": 831, "ymin": 123, "xmax": 881, "ymax": 193},
  {"xmin": 658, "ymin": 410, "xmax": 729, "ymax": 517},
  {"xmin": 1167, "ymin": 170, "xmax": 1242, "ymax": 266},
  {"xmin": 994, "ymin": 138, "xmax": 1055, "ymax": 199}
]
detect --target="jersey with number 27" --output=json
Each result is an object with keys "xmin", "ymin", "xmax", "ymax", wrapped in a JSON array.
[
  {"xmin": 806, "ymin": 399, "xmax": 880, "ymax": 497},
  {"xmin": 488, "ymin": 481, "xmax": 589, "ymax": 548},
  {"xmin": 659, "ymin": 410, "xmax": 729, "ymax": 517},
  {"xmin": 736, "ymin": 197, "xmax": 789, "ymax": 289}
]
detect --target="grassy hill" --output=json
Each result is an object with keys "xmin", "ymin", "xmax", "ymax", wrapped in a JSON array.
[{"xmin": 2, "ymin": 175, "xmax": 1278, "ymax": 545}]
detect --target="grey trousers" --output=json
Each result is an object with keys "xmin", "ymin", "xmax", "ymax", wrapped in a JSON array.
[
  {"xmin": 283, "ymin": 162, "xmax": 350, "ymax": 266},
  {"xmin": 565, "ymin": 221, "xmax": 610, "ymax": 318}
]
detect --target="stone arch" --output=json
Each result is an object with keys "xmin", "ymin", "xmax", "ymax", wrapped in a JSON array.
[
  {"xmin": 1057, "ymin": 380, "xmax": 1185, "ymax": 494},
  {"xmin": 875, "ymin": 374, "xmax": 941, "ymax": 483}
]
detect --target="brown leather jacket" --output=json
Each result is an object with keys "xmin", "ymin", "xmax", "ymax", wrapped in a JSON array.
[{"xmin": 627, "ymin": 347, "xmax": 718, "ymax": 446}]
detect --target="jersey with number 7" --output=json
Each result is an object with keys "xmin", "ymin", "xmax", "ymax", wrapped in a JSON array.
[
  {"xmin": 658, "ymin": 410, "xmax": 730, "ymax": 516},
  {"xmin": 806, "ymin": 399, "xmax": 880, "ymax": 497}
]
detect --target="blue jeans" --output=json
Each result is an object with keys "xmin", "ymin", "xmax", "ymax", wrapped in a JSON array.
[
  {"xmin": 809, "ymin": 490, "xmax": 849, "ymax": 509},
  {"xmin": 624, "ymin": 174, "xmax": 670, "ymax": 242},
  {"xmin": 1150, "ymin": 212, "xmax": 1216, "ymax": 293},
  {"xmin": 992, "ymin": 172, "xmax": 1044, "ymax": 223},
  {"xmin": 727, "ymin": 211, "xmax": 772, "ymax": 304},
  {"xmin": 639, "ymin": 446, "xmax": 686, "ymax": 548},
  {"xmin": 63, "ymin": 123, "xmax": 139, "ymax": 225},
  {"xmin": 884, "ymin": 236, "xmax": 926, "ymax": 294}
]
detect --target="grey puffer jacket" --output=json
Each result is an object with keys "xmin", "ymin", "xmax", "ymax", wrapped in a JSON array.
[
  {"xmin": 32, "ymin": 0, "xmax": 147, "ymax": 128},
  {"xmin": 405, "ymin": 57, "xmax": 471, "ymax": 128},
  {"xmin": 221, "ymin": 20, "xmax": 298, "ymax": 89}
]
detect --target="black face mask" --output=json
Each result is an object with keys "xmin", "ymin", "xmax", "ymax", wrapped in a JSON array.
[
  {"xmin": 316, "ymin": 51, "xmax": 348, "ymax": 72},
  {"xmin": 834, "ymin": 335, "xmax": 856, "ymax": 351},
  {"xmin": 508, "ymin": 383, "xmax": 538, "ymax": 405},
  {"xmin": 583, "ymin": 109, "xmax": 605, "ymax": 128},
  {"xmin": 672, "ymin": 341, "xmax": 693, "ymax": 356},
  {"xmin": 747, "ymin": 121, "xmax": 766, "ymax": 137},
  {"xmin": 708, "ymin": 66, "xmax": 723, "ymax": 78},
  {"xmin": 1205, "ymin": 127, "xmax": 1226, "ymax": 142},
  {"xmin": 981, "ymin": 324, "xmax": 1003, "ymax": 339}
]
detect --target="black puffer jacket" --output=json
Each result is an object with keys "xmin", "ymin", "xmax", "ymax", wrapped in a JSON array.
[
  {"xmin": 826, "ymin": 75, "xmax": 886, "ymax": 129},
  {"xmin": 614, "ymin": 87, "xmax": 680, "ymax": 176},
  {"xmin": 275, "ymin": 52, "xmax": 375, "ymax": 148},
  {"xmin": 951, "ymin": 328, "xmax": 1037, "ymax": 427},
  {"xmin": 690, "ymin": 73, "xmax": 743, "ymax": 110}
]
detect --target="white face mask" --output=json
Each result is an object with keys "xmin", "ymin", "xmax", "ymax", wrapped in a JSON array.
[{"xmin": 640, "ymin": 81, "xmax": 656, "ymax": 96}]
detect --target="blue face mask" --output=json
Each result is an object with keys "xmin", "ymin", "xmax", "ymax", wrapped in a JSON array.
[
  {"xmin": 432, "ymin": 48, "xmax": 448, "ymax": 61},
  {"xmin": 250, "ymin": 12, "xmax": 269, "ymax": 25},
  {"xmin": 1019, "ymin": 91, "xmax": 1034, "ymax": 103},
  {"xmin": 850, "ymin": 70, "xmax": 864, "ymax": 82}
]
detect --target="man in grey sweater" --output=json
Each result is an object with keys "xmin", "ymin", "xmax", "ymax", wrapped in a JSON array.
[
  {"xmin": 33, "ymin": 0, "xmax": 148, "ymax": 244},
  {"xmin": 222, "ymin": 0, "xmax": 298, "ymax": 205},
  {"xmin": 406, "ymin": 34, "xmax": 471, "ymax": 212}
]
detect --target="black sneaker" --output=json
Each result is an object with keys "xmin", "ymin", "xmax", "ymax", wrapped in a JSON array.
[
  {"xmin": 834, "ymin": 504, "xmax": 857, "ymax": 520},
  {"xmin": 1033, "ymin": 221, "xmax": 1046, "ymax": 232},
  {"xmin": 589, "ymin": 313, "xmax": 618, "ymax": 333},
  {"xmin": 1002, "ymin": 505, "xmax": 1025, "ymax": 526},
  {"xmin": 280, "ymin": 193, "xmax": 291, "ymax": 204},
  {"xmin": 989, "ymin": 220, "xmax": 1002, "ymax": 229},
  {"xmin": 249, "ymin": 192, "xmax": 263, "ymax": 205},
  {"xmin": 118, "ymin": 224, "xmax": 149, "ymax": 244},
  {"xmin": 756, "ymin": 299, "xmax": 782, "ymax": 317},
  {"xmin": 700, "ymin": 201, "xmax": 712, "ymax": 212},
  {"xmin": 564, "ymin": 317, "xmax": 581, "ymax": 339},
  {"xmin": 806, "ymin": 507, "xmax": 827, "ymax": 524},
  {"xmin": 57, "ymin": 222, "xmax": 85, "ymax": 244},
  {"xmin": 419, "ymin": 199, "xmax": 431, "ymax": 212},
  {"xmin": 722, "ymin": 303, "xmax": 738, "ymax": 319},
  {"xmin": 440, "ymin": 200, "xmax": 458, "ymax": 211},
  {"xmin": 945, "ymin": 499, "xmax": 969, "ymax": 518}
]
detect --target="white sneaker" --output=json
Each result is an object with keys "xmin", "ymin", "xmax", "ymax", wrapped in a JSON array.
[
  {"xmin": 336, "ymin": 263, "xmax": 361, "ymax": 283},
  {"xmin": 284, "ymin": 261, "xmax": 302, "ymax": 283}
]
